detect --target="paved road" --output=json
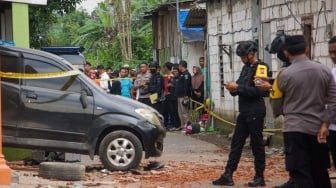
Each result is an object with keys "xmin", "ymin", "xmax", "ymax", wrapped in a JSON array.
[{"xmin": 0, "ymin": 132, "xmax": 315, "ymax": 188}]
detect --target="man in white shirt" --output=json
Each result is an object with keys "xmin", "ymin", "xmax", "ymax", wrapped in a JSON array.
[{"xmin": 97, "ymin": 65, "xmax": 110, "ymax": 93}]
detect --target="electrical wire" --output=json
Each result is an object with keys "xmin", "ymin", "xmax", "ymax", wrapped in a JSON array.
[
  {"xmin": 208, "ymin": 28, "xmax": 253, "ymax": 37},
  {"xmin": 323, "ymin": 1, "xmax": 328, "ymax": 30},
  {"xmin": 314, "ymin": 1, "xmax": 326, "ymax": 45},
  {"xmin": 284, "ymin": 0, "xmax": 303, "ymax": 29}
]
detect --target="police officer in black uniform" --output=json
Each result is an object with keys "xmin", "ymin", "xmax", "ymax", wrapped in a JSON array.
[
  {"xmin": 148, "ymin": 61, "xmax": 164, "ymax": 114},
  {"xmin": 213, "ymin": 41, "xmax": 270, "ymax": 187},
  {"xmin": 174, "ymin": 60, "xmax": 192, "ymax": 129}
]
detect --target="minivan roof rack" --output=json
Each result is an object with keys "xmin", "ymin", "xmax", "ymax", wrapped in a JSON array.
[{"xmin": 41, "ymin": 46, "xmax": 85, "ymax": 53}]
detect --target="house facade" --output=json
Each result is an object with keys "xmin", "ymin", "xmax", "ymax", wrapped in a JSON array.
[
  {"xmin": 0, "ymin": 0, "xmax": 47, "ymax": 47},
  {"xmin": 146, "ymin": 1, "xmax": 205, "ymax": 70},
  {"xmin": 205, "ymin": 0, "xmax": 336, "ymax": 124}
]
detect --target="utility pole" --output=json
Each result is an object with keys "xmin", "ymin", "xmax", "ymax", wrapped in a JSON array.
[{"xmin": 176, "ymin": 0, "xmax": 181, "ymax": 63}]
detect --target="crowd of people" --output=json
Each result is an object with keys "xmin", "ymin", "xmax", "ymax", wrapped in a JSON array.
[{"xmin": 82, "ymin": 59, "xmax": 205, "ymax": 131}]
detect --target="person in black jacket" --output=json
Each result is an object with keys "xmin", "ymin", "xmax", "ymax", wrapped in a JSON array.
[
  {"xmin": 170, "ymin": 64, "xmax": 182, "ymax": 130},
  {"xmin": 148, "ymin": 61, "xmax": 164, "ymax": 114},
  {"xmin": 213, "ymin": 41, "xmax": 270, "ymax": 187},
  {"xmin": 107, "ymin": 69, "xmax": 121, "ymax": 95},
  {"xmin": 174, "ymin": 60, "xmax": 192, "ymax": 129}
]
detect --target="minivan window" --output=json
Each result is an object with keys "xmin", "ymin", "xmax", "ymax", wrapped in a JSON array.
[
  {"xmin": 0, "ymin": 54, "xmax": 20, "ymax": 84},
  {"xmin": 23, "ymin": 58, "xmax": 81, "ymax": 93},
  {"xmin": 58, "ymin": 54, "xmax": 84, "ymax": 66}
]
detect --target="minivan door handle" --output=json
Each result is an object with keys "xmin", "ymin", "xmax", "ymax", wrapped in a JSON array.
[{"xmin": 26, "ymin": 93, "xmax": 38, "ymax": 99}]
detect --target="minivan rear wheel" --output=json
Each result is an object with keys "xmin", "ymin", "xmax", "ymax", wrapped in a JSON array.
[{"xmin": 99, "ymin": 130, "xmax": 143, "ymax": 171}]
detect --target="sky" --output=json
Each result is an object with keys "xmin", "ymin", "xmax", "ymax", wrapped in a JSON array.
[{"xmin": 77, "ymin": 0, "xmax": 104, "ymax": 13}]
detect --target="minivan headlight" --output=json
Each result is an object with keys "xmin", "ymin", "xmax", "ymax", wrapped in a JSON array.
[{"xmin": 135, "ymin": 108, "xmax": 161, "ymax": 126}]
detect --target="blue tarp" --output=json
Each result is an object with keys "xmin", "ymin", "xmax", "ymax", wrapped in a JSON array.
[
  {"xmin": 179, "ymin": 10, "xmax": 204, "ymax": 42},
  {"xmin": 0, "ymin": 40, "xmax": 15, "ymax": 46}
]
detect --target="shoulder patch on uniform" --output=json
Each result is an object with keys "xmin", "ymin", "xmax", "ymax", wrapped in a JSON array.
[{"xmin": 184, "ymin": 74, "xmax": 189, "ymax": 79}]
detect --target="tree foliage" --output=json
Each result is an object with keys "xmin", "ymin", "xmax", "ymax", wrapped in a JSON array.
[
  {"xmin": 35, "ymin": 0, "xmax": 169, "ymax": 70},
  {"xmin": 29, "ymin": 0, "xmax": 83, "ymax": 48},
  {"xmin": 72, "ymin": 2, "xmax": 118, "ymax": 67},
  {"xmin": 48, "ymin": 10, "xmax": 90, "ymax": 46},
  {"xmin": 111, "ymin": 0, "xmax": 132, "ymax": 61},
  {"xmin": 73, "ymin": 0, "xmax": 153, "ymax": 69},
  {"xmin": 73, "ymin": 2, "xmax": 117, "ymax": 50}
]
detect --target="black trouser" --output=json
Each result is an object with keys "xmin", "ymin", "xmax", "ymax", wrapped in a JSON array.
[
  {"xmin": 327, "ymin": 130, "xmax": 336, "ymax": 168},
  {"xmin": 138, "ymin": 98, "xmax": 151, "ymax": 106},
  {"xmin": 162, "ymin": 96, "xmax": 180, "ymax": 128},
  {"xmin": 151, "ymin": 101, "xmax": 163, "ymax": 116},
  {"xmin": 284, "ymin": 132, "xmax": 331, "ymax": 188},
  {"xmin": 139, "ymin": 97, "xmax": 164, "ymax": 118},
  {"xmin": 225, "ymin": 112, "xmax": 265, "ymax": 176}
]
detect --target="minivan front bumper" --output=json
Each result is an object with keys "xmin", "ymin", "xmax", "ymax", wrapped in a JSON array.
[{"xmin": 141, "ymin": 121, "xmax": 166, "ymax": 158}]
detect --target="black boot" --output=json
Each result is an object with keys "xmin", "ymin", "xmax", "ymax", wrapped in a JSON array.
[
  {"xmin": 248, "ymin": 176, "xmax": 265, "ymax": 187},
  {"xmin": 212, "ymin": 169, "xmax": 234, "ymax": 186},
  {"xmin": 274, "ymin": 178, "xmax": 295, "ymax": 188}
]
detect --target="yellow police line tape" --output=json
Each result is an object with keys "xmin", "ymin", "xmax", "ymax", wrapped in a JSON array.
[
  {"xmin": 0, "ymin": 70, "xmax": 139, "ymax": 86},
  {"xmin": 99, "ymin": 77, "xmax": 135, "ymax": 81},
  {"xmin": 190, "ymin": 99, "xmax": 282, "ymax": 132},
  {"xmin": 0, "ymin": 70, "xmax": 81, "ymax": 79},
  {"xmin": 0, "ymin": 70, "xmax": 282, "ymax": 133},
  {"xmin": 0, "ymin": 70, "xmax": 134, "ymax": 81},
  {"xmin": 99, "ymin": 74, "xmax": 173, "ymax": 81}
]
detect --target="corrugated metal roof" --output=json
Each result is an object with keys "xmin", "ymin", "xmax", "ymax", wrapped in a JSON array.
[
  {"xmin": 144, "ymin": 0, "xmax": 196, "ymax": 19},
  {"xmin": 183, "ymin": 8, "xmax": 206, "ymax": 28}
]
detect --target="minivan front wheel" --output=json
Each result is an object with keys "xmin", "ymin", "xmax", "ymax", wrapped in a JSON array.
[{"xmin": 99, "ymin": 130, "xmax": 143, "ymax": 171}]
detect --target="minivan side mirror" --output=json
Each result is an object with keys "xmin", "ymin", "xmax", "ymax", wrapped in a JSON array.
[{"xmin": 80, "ymin": 90, "xmax": 88, "ymax": 109}]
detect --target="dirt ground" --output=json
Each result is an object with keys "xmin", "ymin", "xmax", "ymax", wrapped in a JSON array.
[
  {"xmin": 190, "ymin": 131, "xmax": 231, "ymax": 149},
  {"xmin": 7, "ymin": 131, "xmax": 293, "ymax": 188}
]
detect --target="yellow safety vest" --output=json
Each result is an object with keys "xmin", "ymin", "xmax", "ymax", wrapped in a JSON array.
[{"xmin": 270, "ymin": 69, "xmax": 284, "ymax": 99}]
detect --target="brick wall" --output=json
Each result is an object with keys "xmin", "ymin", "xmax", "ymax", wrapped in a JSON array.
[
  {"xmin": 261, "ymin": 0, "xmax": 335, "ymax": 71},
  {"xmin": 207, "ymin": 0, "xmax": 255, "ymax": 118},
  {"xmin": 207, "ymin": 0, "xmax": 336, "ymax": 120}
]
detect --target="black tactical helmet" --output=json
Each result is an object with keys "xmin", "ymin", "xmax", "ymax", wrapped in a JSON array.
[
  {"xmin": 268, "ymin": 34, "xmax": 286, "ymax": 54},
  {"xmin": 149, "ymin": 61, "xmax": 159, "ymax": 68},
  {"xmin": 236, "ymin": 41, "xmax": 258, "ymax": 56},
  {"xmin": 267, "ymin": 34, "xmax": 289, "ymax": 63}
]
